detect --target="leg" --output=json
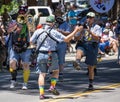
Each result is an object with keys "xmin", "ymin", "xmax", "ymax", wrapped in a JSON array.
[
  {"xmin": 73, "ymin": 49, "xmax": 84, "ymax": 70},
  {"xmin": 38, "ymin": 73, "xmax": 47, "ymax": 99},
  {"xmin": 22, "ymin": 62, "xmax": 30, "ymax": 90},
  {"xmin": 49, "ymin": 70, "xmax": 60, "ymax": 95},
  {"xmin": 88, "ymin": 65, "xmax": 95, "ymax": 90},
  {"xmin": 57, "ymin": 43, "xmax": 67, "ymax": 81},
  {"xmin": 9, "ymin": 60, "xmax": 17, "ymax": 88},
  {"xmin": 20, "ymin": 49, "xmax": 31, "ymax": 89}
]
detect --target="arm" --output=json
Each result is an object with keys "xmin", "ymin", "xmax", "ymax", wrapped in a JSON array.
[
  {"xmin": 64, "ymin": 26, "xmax": 83, "ymax": 42},
  {"xmin": 57, "ymin": 29, "xmax": 70, "ymax": 36}
]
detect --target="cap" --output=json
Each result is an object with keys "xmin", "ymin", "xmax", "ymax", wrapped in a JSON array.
[
  {"xmin": 46, "ymin": 16, "xmax": 55, "ymax": 23},
  {"xmin": 86, "ymin": 12, "xmax": 95, "ymax": 18}
]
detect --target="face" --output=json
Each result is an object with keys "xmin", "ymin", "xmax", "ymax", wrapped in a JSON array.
[{"xmin": 86, "ymin": 16, "xmax": 95, "ymax": 25}]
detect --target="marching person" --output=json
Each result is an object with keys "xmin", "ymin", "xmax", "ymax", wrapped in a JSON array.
[
  {"xmin": 73, "ymin": 12, "xmax": 102, "ymax": 90},
  {"xmin": 30, "ymin": 15, "xmax": 82, "ymax": 99},
  {"xmin": 56, "ymin": 17, "xmax": 71, "ymax": 81},
  {"xmin": 8, "ymin": 5, "xmax": 31, "ymax": 90}
]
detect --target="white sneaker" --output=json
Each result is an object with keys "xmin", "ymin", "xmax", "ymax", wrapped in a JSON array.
[
  {"xmin": 22, "ymin": 83, "xmax": 28, "ymax": 90},
  {"xmin": 10, "ymin": 80, "xmax": 16, "ymax": 89}
]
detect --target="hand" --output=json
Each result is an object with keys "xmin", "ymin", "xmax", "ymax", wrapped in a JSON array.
[
  {"xmin": 86, "ymin": 28, "xmax": 92, "ymax": 34},
  {"xmin": 74, "ymin": 25, "xmax": 84, "ymax": 32}
]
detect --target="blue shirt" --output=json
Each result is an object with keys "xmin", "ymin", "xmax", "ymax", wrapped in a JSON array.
[{"xmin": 59, "ymin": 21, "xmax": 71, "ymax": 33}]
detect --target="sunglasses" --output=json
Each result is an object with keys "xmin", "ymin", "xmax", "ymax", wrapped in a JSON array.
[{"xmin": 86, "ymin": 16, "xmax": 94, "ymax": 19}]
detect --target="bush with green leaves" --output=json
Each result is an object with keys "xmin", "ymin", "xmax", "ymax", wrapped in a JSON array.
[{"xmin": 0, "ymin": 0, "xmax": 21, "ymax": 15}]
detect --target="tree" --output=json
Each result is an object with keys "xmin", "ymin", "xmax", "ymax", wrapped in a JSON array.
[
  {"xmin": 3, "ymin": 0, "xmax": 11, "ymax": 5},
  {"xmin": 0, "ymin": 0, "xmax": 20, "ymax": 15},
  {"xmin": 27, "ymin": 0, "xmax": 37, "ymax": 6}
]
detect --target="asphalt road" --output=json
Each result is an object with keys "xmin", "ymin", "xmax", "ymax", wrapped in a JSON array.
[{"xmin": 0, "ymin": 53, "xmax": 120, "ymax": 102}]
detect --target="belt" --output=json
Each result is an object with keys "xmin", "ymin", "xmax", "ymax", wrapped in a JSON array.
[{"xmin": 39, "ymin": 50, "xmax": 57, "ymax": 54}]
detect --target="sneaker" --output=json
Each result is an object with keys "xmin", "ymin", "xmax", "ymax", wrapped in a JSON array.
[
  {"xmin": 10, "ymin": 80, "xmax": 16, "ymax": 89},
  {"xmin": 48, "ymin": 88, "xmax": 60, "ymax": 95},
  {"xmin": 39, "ymin": 95, "xmax": 51, "ymax": 100},
  {"xmin": 39, "ymin": 95, "xmax": 46, "ymax": 100},
  {"xmin": 73, "ymin": 61, "xmax": 81, "ymax": 70},
  {"xmin": 88, "ymin": 84, "xmax": 94, "ymax": 90},
  {"xmin": 22, "ymin": 83, "xmax": 28, "ymax": 90}
]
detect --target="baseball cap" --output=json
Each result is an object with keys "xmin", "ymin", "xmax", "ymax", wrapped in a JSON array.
[
  {"xmin": 46, "ymin": 16, "xmax": 55, "ymax": 23},
  {"xmin": 86, "ymin": 12, "xmax": 95, "ymax": 18}
]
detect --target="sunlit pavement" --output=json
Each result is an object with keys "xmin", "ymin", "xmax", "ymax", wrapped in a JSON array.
[{"xmin": 0, "ymin": 47, "xmax": 120, "ymax": 102}]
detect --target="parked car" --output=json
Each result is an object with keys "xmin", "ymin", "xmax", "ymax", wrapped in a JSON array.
[
  {"xmin": 76, "ymin": 0, "xmax": 89, "ymax": 8},
  {"xmin": 28, "ymin": 6, "xmax": 54, "ymax": 24}
]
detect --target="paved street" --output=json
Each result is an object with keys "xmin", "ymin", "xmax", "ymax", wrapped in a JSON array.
[{"xmin": 0, "ymin": 51, "xmax": 120, "ymax": 102}]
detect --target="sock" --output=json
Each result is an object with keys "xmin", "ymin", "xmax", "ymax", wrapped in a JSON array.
[
  {"xmin": 50, "ymin": 78, "xmax": 57, "ymax": 89},
  {"xmin": 23, "ymin": 69, "xmax": 30, "ymax": 83},
  {"xmin": 89, "ymin": 79, "xmax": 93, "ymax": 85},
  {"xmin": 9, "ymin": 68, "xmax": 17, "ymax": 81},
  {"xmin": 39, "ymin": 86, "xmax": 44, "ymax": 95}
]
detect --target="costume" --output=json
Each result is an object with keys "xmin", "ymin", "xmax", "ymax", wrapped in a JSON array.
[
  {"xmin": 30, "ymin": 16, "xmax": 66, "ymax": 99},
  {"xmin": 74, "ymin": 12, "xmax": 102, "ymax": 90},
  {"xmin": 8, "ymin": 5, "xmax": 32, "ymax": 90}
]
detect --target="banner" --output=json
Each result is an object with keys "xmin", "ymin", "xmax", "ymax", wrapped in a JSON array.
[{"xmin": 90, "ymin": 0, "xmax": 115, "ymax": 13}]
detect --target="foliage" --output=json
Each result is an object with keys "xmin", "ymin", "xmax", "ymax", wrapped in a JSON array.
[{"xmin": 0, "ymin": 0, "xmax": 21, "ymax": 15}]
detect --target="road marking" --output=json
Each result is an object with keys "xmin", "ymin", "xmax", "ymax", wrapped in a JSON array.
[{"xmin": 42, "ymin": 83, "xmax": 120, "ymax": 102}]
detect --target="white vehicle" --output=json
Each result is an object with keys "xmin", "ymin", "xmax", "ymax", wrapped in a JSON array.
[{"xmin": 28, "ymin": 6, "xmax": 54, "ymax": 24}]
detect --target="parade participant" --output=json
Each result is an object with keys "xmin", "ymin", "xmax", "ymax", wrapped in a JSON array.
[
  {"xmin": 73, "ymin": 12, "xmax": 102, "ymax": 90},
  {"xmin": 56, "ymin": 17, "xmax": 71, "ymax": 81},
  {"xmin": 8, "ymin": 5, "xmax": 31, "ymax": 90},
  {"xmin": 30, "ymin": 16, "xmax": 82, "ymax": 99}
]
